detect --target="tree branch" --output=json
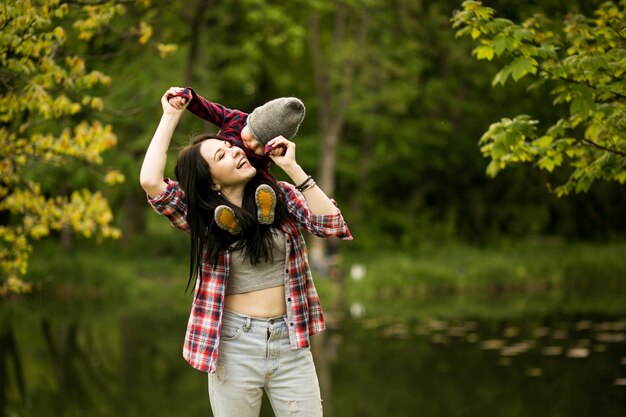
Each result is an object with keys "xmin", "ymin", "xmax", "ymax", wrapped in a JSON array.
[
  {"xmin": 606, "ymin": 21, "xmax": 626, "ymax": 42},
  {"xmin": 580, "ymin": 137, "xmax": 626, "ymax": 157},
  {"xmin": 0, "ymin": 3, "xmax": 13, "ymax": 32},
  {"xmin": 539, "ymin": 66, "xmax": 626, "ymax": 101},
  {"xmin": 62, "ymin": 0, "xmax": 136, "ymax": 5}
]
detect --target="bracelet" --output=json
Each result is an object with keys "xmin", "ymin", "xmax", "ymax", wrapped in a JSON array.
[
  {"xmin": 300, "ymin": 179, "xmax": 316, "ymax": 192},
  {"xmin": 296, "ymin": 175, "xmax": 312, "ymax": 190},
  {"xmin": 296, "ymin": 175, "xmax": 314, "ymax": 192}
]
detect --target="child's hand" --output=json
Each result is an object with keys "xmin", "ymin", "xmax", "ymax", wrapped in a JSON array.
[
  {"xmin": 264, "ymin": 143, "xmax": 286, "ymax": 157},
  {"xmin": 267, "ymin": 136, "xmax": 297, "ymax": 170},
  {"xmin": 165, "ymin": 87, "xmax": 191, "ymax": 110}
]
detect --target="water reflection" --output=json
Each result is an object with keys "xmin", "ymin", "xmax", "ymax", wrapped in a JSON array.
[
  {"xmin": 1, "ymin": 304, "xmax": 208, "ymax": 417},
  {"xmin": 334, "ymin": 314, "xmax": 626, "ymax": 417},
  {"xmin": 371, "ymin": 316, "xmax": 626, "ymax": 382},
  {"xmin": 2, "ymin": 291, "xmax": 626, "ymax": 417}
]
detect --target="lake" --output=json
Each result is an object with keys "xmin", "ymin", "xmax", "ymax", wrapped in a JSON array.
[{"xmin": 2, "ymin": 286, "xmax": 625, "ymax": 417}]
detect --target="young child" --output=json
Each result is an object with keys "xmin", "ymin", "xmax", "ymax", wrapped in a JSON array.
[{"xmin": 166, "ymin": 88, "xmax": 306, "ymax": 235}]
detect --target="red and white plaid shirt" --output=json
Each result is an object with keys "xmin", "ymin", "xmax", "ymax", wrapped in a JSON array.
[{"xmin": 148, "ymin": 179, "xmax": 352, "ymax": 373}]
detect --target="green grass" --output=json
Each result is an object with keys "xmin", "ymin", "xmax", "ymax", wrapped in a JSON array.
[
  {"xmin": 338, "ymin": 240, "xmax": 626, "ymax": 295},
  {"xmin": 13, "ymin": 227, "xmax": 626, "ymax": 322},
  {"xmin": 17, "ymin": 218, "xmax": 191, "ymax": 321},
  {"xmin": 316, "ymin": 240, "xmax": 626, "ymax": 321}
]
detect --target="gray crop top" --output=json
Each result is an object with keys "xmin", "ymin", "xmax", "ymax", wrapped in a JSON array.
[{"xmin": 226, "ymin": 229, "xmax": 286, "ymax": 295}]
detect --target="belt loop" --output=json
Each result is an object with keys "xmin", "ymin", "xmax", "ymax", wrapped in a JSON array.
[{"xmin": 243, "ymin": 317, "xmax": 252, "ymax": 332}]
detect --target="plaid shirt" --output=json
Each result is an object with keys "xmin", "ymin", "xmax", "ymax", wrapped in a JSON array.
[
  {"xmin": 183, "ymin": 88, "xmax": 270, "ymax": 171},
  {"xmin": 148, "ymin": 179, "xmax": 352, "ymax": 373}
]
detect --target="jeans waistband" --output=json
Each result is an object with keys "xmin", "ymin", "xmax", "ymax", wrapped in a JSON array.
[{"xmin": 223, "ymin": 308, "xmax": 287, "ymax": 327}]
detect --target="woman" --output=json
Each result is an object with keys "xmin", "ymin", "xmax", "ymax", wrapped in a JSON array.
[{"xmin": 140, "ymin": 88, "xmax": 352, "ymax": 417}]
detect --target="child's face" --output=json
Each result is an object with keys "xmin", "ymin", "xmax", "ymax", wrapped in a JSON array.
[{"xmin": 241, "ymin": 125, "xmax": 265, "ymax": 156}]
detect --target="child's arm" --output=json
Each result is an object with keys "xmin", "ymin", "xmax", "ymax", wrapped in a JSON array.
[
  {"xmin": 168, "ymin": 87, "xmax": 247, "ymax": 136},
  {"xmin": 167, "ymin": 88, "xmax": 273, "ymax": 170}
]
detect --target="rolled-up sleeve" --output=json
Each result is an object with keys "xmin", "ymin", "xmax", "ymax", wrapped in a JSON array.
[{"xmin": 147, "ymin": 178, "xmax": 190, "ymax": 233}]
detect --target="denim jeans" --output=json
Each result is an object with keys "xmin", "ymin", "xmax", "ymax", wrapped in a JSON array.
[{"xmin": 208, "ymin": 309, "xmax": 323, "ymax": 417}]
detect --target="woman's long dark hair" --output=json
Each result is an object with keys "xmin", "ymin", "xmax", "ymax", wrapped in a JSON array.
[{"xmin": 174, "ymin": 133, "xmax": 290, "ymax": 292}]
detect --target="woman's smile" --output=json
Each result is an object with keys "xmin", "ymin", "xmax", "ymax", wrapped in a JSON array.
[{"xmin": 237, "ymin": 156, "xmax": 248, "ymax": 169}]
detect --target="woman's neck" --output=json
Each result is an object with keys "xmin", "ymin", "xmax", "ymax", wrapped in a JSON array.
[{"xmin": 221, "ymin": 187, "xmax": 244, "ymax": 207}]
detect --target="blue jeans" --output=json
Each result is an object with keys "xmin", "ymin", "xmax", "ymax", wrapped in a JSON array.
[{"xmin": 208, "ymin": 309, "xmax": 323, "ymax": 416}]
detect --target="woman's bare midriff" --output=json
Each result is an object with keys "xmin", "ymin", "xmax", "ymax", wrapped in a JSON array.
[{"xmin": 224, "ymin": 285, "xmax": 287, "ymax": 318}]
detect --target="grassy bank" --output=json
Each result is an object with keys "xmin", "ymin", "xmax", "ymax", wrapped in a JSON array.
[
  {"xmin": 339, "ymin": 240, "xmax": 626, "ymax": 294},
  {"xmin": 330, "ymin": 240, "xmax": 626, "ymax": 320},
  {"xmin": 13, "ymin": 228, "xmax": 626, "ymax": 321}
]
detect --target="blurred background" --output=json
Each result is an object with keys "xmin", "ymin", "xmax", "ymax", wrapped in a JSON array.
[{"xmin": 1, "ymin": 1, "xmax": 625, "ymax": 416}]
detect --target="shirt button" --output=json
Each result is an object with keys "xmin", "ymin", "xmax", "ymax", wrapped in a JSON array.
[
  {"xmin": 287, "ymin": 297, "xmax": 292, "ymax": 302},
  {"xmin": 290, "ymin": 322, "xmax": 294, "ymax": 326}
]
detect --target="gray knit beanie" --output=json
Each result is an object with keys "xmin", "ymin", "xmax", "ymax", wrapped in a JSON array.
[{"xmin": 246, "ymin": 97, "xmax": 305, "ymax": 146}]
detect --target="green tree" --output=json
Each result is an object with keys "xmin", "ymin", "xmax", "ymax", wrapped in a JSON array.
[
  {"xmin": 0, "ymin": 0, "xmax": 172, "ymax": 295},
  {"xmin": 93, "ymin": 0, "xmax": 626, "ymax": 251},
  {"xmin": 452, "ymin": 0, "xmax": 626, "ymax": 196}
]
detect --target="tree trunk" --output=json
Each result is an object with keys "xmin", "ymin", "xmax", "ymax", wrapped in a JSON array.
[
  {"xmin": 0, "ymin": 324, "xmax": 25, "ymax": 416},
  {"xmin": 307, "ymin": 9, "xmax": 363, "ymax": 414},
  {"xmin": 59, "ymin": 186, "xmax": 74, "ymax": 252},
  {"xmin": 307, "ymin": 10, "xmax": 350, "ymax": 273},
  {"xmin": 184, "ymin": 0, "xmax": 210, "ymax": 87},
  {"xmin": 318, "ymin": 125, "xmax": 342, "ymax": 196},
  {"xmin": 122, "ymin": 188, "xmax": 147, "ymax": 245},
  {"xmin": 352, "ymin": 128, "xmax": 376, "ymax": 216},
  {"xmin": 310, "ymin": 126, "xmax": 342, "ymax": 271}
]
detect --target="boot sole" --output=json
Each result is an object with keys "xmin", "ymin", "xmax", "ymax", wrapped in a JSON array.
[
  {"xmin": 255, "ymin": 184, "xmax": 276, "ymax": 225},
  {"xmin": 214, "ymin": 205, "xmax": 241, "ymax": 235}
]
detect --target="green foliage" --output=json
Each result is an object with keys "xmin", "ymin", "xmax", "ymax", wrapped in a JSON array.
[
  {"xmin": 101, "ymin": 0, "xmax": 625, "ymax": 245},
  {"xmin": 4, "ymin": 0, "xmax": 622, "ymax": 298},
  {"xmin": 0, "ymin": 1, "xmax": 175, "ymax": 295},
  {"xmin": 342, "ymin": 240, "xmax": 626, "ymax": 317},
  {"xmin": 452, "ymin": 0, "xmax": 626, "ymax": 196}
]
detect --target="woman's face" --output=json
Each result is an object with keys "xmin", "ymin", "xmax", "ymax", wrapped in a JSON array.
[{"xmin": 199, "ymin": 139, "xmax": 257, "ymax": 191}]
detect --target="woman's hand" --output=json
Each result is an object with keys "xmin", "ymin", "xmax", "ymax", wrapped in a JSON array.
[
  {"xmin": 267, "ymin": 136, "xmax": 298, "ymax": 171},
  {"xmin": 268, "ymin": 136, "xmax": 338, "ymax": 215},
  {"xmin": 162, "ymin": 87, "xmax": 188, "ymax": 115}
]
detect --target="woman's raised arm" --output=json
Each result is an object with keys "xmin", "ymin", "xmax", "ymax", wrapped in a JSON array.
[
  {"xmin": 267, "ymin": 136, "xmax": 338, "ymax": 215},
  {"xmin": 140, "ymin": 88, "xmax": 187, "ymax": 198}
]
